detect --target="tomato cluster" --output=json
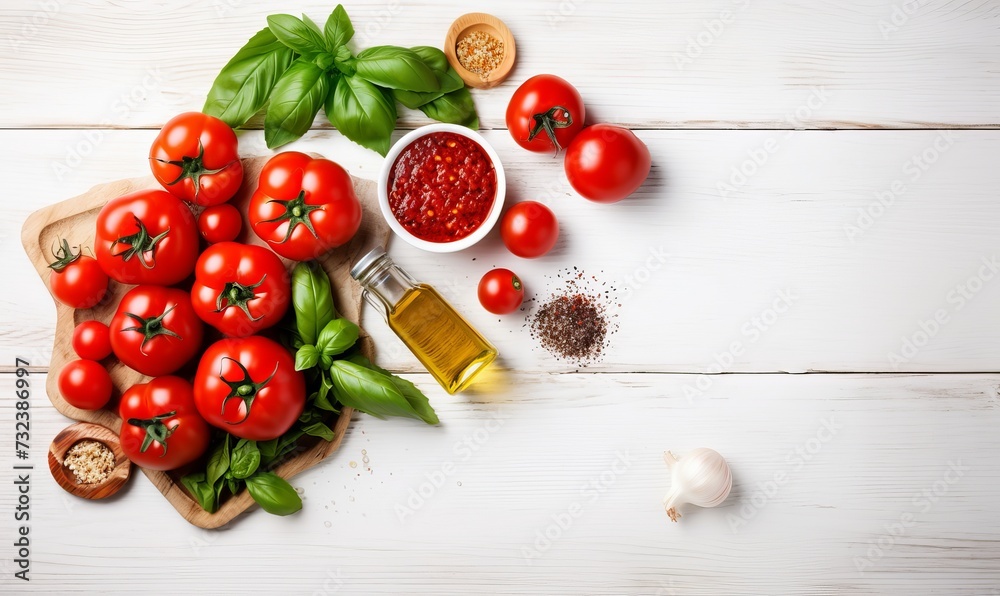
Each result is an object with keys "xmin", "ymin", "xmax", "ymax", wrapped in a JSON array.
[
  {"xmin": 52, "ymin": 112, "xmax": 363, "ymax": 472},
  {"xmin": 476, "ymin": 74, "xmax": 653, "ymax": 316}
]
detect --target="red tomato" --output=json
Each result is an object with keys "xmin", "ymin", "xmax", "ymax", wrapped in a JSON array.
[
  {"xmin": 119, "ymin": 376, "xmax": 210, "ymax": 471},
  {"xmin": 149, "ymin": 112, "xmax": 244, "ymax": 206},
  {"xmin": 500, "ymin": 201, "xmax": 559, "ymax": 258},
  {"xmin": 198, "ymin": 203, "xmax": 243, "ymax": 244},
  {"xmin": 58, "ymin": 359, "xmax": 112, "ymax": 410},
  {"xmin": 110, "ymin": 286, "xmax": 204, "ymax": 377},
  {"xmin": 95, "ymin": 189, "xmax": 199, "ymax": 285},
  {"xmin": 478, "ymin": 269, "xmax": 525, "ymax": 315},
  {"xmin": 249, "ymin": 152, "xmax": 362, "ymax": 261},
  {"xmin": 564, "ymin": 124, "xmax": 651, "ymax": 203},
  {"xmin": 72, "ymin": 320, "xmax": 112, "ymax": 361},
  {"xmin": 48, "ymin": 239, "xmax": 108, "ymax": 309},
  {"xmin": 191, "ymin": 242, "xmax": 290, "ymax": 337},
  {"xmin": 194, "ymin": 336, "xmax": 305, "ymax": 441},
  {"xmin": 506, "ymin": 75, "xmax": 585, "ymax": 153}
]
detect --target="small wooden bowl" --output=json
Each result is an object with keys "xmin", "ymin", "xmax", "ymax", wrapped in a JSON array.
[
  {"xmin": 48, "ymin": 422, "xmax": 131, "ymax": 499},
  {"xmin": 444, "ymin": 13, "xmax": 516, "ymax": 89}
]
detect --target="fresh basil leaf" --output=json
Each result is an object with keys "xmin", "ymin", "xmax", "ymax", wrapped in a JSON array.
[
  {"xmin": 324, "ymin": 4, "xmax": 354, "ymax": 49},
  {"xmin": 267, "ymin": 14, "xmax": 327, "ymax": 56},
  {"xmin": 327, "ymin": 75, "xmax": 397, "ymax": 156},
  {"xmin": 296, "ymin": 344, "xmax": 321, "ymax": 371},
  {"xmin": 291, "ymin": 262, "xmax": 336, "ymax": 347},
  {"xmin": 181, "ymin": 473, "xmax": 217, "ymax": 513},
  {"xmin": 348, "ymin": 354, "xmax": 439, "ymax": 425},
  {"xmin": 259, "ymin": 437, "xmax": 279, "ymax": 461},
  {"xmin": 230, "ymin": 439, "xmax": 261, "ymax": 480},
  {"xmin": 213, "ymin": 475, "xmax": 226, "ymax": 507},
  {"xmin": 317, "ymin": 318, "xmax": 360, "ymax": 358},
  {"xmin": 302, "ymin": 421, "xmax": 336, "ymax": 441},
  {"xmin": 393, "ymin": 47, "xmax": 463, "ymax": 109},
  {"xmin": 264, "ymin": 59, "xmax": 331, "ymax": 149},
  {"xmin": 420, "ymin": 87, "xmax": 479, "ymax": 129},
  {"xmin": 206, "ymin": 434, "xmax": 231, "ymax": 486},
  {"xmin": 329, "ymin": 360, "xmax": 433, "ymax": 422},
  {"xmin": 226, "ymin": 477, "xmax": 241, "ymax": 496},
  {"xmin": 314, "ymin": 372, "xmax": 337, "ymax": 411},
  {"xmin": 246, "ymin": 472, "xmax": 303, "ymax": 516},
  {"xmin": 355, "ymin": 46, "xmax": 440, "ymax": 92},
  {"xmin": 394, "ymin": 68, "xmax": 462, "ymax": 109},
  {"xmin": 204, "ymin": 27, "xmax": 295, "ymax": 127}
]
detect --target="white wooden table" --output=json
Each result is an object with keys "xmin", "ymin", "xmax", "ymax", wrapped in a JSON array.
[{"xmin": 2, "ymin": 1, "xmax": 999, "ymax": 593}]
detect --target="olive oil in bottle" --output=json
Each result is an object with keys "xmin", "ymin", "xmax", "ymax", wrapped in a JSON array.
[{"xmin": 351, "ymin": 248, "xmax": 497, "ymax": 394}]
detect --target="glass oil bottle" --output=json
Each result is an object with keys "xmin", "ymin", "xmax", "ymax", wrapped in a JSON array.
[{"xmin": 351, "ymin": 248, "xmax": 497, "ymax": 394}]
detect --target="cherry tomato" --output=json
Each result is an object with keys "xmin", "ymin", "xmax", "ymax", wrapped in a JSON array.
[
  {"xmin": 506, "ymin": 74, "xmax": 585, "ymax": 154},
  {"xmin": 48, "ymin": 239, "xmax": 108, "ymax": 309},
  {"xmin": 500, "ymin": 201, "xmax": 559, "ymax": 259},
  {"xmin": 119, "ymin": 376, "xmax": 210, "ymax": 471},
  {"xmin": 72, "ymin": 320, "xmax": 112, "ymax": 361},
  {"xmin": 478, "ymin": 269, "xmax": 525, "ymax": 315},
  {"xmin": 564, "ymin": 124, "xmax": 651, "ymax": 203},
  {"xmin": 198, "ymin": 203, "xmax": 243, "ymax": 244},
  {"xmin": 110, "ymin": 286, "xmax": 204, "ymax": 377},
  {"xmin": 149, "ymin": 112, "xmax": 244, "ymax": 206},
  {"xmin": 249, "ymin": 152, "xmax": 362, "ymax": 261},
  {"xmin": 95, "ymin": 189, "xmax": 199, "ymax": 285},
  {"xmin": 58, "ymin": 359, "xmax": 112, "ymax": 410},
  {"xmin": 194, "ymin": 336, "xmax": 305, "ymax": 441},
  {"xmin": 191, "ymin": 242, "xmax": 290, "ymax": 337}
]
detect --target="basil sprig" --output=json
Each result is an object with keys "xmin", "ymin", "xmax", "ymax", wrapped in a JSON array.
[
  {"xmin": 288, "ymin": 262, "xmax": 439, "ymax": 425},
  {"xmin": 204, "ymin": 4, "xmax": 478, "ymax": 153}
]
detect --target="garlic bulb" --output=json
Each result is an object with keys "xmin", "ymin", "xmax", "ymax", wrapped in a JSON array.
[{"xmin": 663, "ymin": 448, "xmax": 732, "ymax": 522}]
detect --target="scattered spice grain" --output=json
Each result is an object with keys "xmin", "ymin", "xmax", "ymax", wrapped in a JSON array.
[
  {"xmin": 528, "ymin": 268, "xmax": 619, "ymax": 365},
  {"xmin": 63, "ymin": 439, "xmax": 115, "ymax": 484},
  {"xmin": 456, "ymin": 30, "xmax": 504, "ymax": 78}
]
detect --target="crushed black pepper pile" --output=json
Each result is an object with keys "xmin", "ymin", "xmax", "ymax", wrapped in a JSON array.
[{"xmin": 527, "ymin": 268, "xmax": 619, "ymax": 365}]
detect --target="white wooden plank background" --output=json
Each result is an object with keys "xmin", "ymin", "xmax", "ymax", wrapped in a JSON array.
[{"xmin": 1, "ymin": 0, "xmax": 999, "ymax": 593}]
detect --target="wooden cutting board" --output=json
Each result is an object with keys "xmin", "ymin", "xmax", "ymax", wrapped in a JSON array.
[{"xmin": 20, "ymin": 155, "xmax": 390, "ymax": 529}]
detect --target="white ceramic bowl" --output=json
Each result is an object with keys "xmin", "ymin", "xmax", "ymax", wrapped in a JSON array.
[{"xmin": 377, "ymin": 123, "xmax": 505, "ymax": 253}]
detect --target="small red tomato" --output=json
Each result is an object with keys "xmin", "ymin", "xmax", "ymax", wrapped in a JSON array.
[
  {"xmin": 72, "ymin": 320, "xmax": 112, "ymax": 361},
  {"xmin": 58, "ymin": 359, "xmax": 113, "ymax": 410},
  {"xmin": 506, "ymin": 74, "xmax": 586, "ymax": 154},
  {"xmin": 478, "ymin": 269, "xmax": 525, "ymax": 315},
  {"xmin": 500, "ymin": 201, "xmax": 559, "ymax": 258},
  {"xmin": 564, "ymin": 124, "xmax": 651, "ymax": 203},
  {"xmin": 48, "ymin": 239, "xmax": 108, "ymax": 309},
  {"xmin": 149, "ymin": 112, "xmax": 244, "ymax": 206},
  {"xmin": 198, "ymin": 203, "xmax": 243, "ymax": 244},
  {"xmin": 110, "ymin": 286, "xmax": 204, "ymax": 377},
  {"xmin": 119, "ymin": 376, "xmax": 210, "ymax": 471}
]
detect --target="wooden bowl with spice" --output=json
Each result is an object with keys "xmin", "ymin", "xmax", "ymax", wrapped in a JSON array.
[
  {"xmin": 445, "ymin": 13, "xmax": 515, "ymax": 89},
  {"xmin": 48, "ymin": 422, "xmax": 132, "ymax": 499}
]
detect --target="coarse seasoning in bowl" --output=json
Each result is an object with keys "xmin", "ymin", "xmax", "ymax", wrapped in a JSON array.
[{"xmin": 379, "ymin": 123, "xmax": 505, "ymax": 253}]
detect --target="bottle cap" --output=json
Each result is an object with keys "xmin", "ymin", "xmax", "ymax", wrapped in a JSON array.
[{"xmin": 351, "ymin": 247, "xmax": 387, "ymax": 280}]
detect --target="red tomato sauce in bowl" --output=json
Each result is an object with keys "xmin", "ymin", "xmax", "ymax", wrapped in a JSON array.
[{"xmin": 387, "ymin": 132, "xmax": 497, "ymax": 243}]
